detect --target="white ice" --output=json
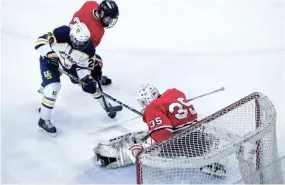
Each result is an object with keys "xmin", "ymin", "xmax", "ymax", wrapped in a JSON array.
[{"xmin": 1, "ymin": 0, "xmax": 284, "ymax": 183}]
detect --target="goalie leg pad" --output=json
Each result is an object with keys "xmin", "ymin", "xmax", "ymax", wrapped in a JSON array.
[
  {"xmin": 95, "ymin": 153, "xmax": 117, "ymax": 167},
  {"xmin": 93, "ymin": 142, "xmax": 133, "ymax": 168},
  {"xmin": 93, "ymin": 130, "xmax": 149, "ymax": 168}
]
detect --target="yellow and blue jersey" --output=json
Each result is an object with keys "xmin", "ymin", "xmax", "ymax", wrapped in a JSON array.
[{"xmin": 35, "ymin": 25, "xmax": 96, "ymax": 80}]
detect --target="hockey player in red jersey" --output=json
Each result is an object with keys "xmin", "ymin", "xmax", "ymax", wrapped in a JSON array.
[
  {"xmin": 137, "ymin": 84, "xmax": 198, "ymax": 143},
  {"xmin": 92, "ymin": 84, "xmax": 198, "ymax": 167},
  {"xmin": 92, "ymin": 84, "xmax": 226, "ymax": 177},
  {"xmin": 128, "ymin": 84, "xmax": 226, "ymax": 176},
  {"xmin": 38, "ymin": 1, "xmax": 119, "ymax": 94},
  {"xmin": 70, "ymin": 0, "xmax": 119, "ymax": 86}
]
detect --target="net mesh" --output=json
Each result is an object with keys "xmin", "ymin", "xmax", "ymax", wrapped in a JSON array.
[
  {"xmin": 235, "ymin": 155, "xmax": 285, "ymax": 184},
  {"xmin": 136, "ymin": 92, "xmax": 282, "ymax": 184}
]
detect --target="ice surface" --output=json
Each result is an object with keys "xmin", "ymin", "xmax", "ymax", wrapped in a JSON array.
[{"xmin": 1, "ymin": 0, "xmax": 284, "ymax": 183}]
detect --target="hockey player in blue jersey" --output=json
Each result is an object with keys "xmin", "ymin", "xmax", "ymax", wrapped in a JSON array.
[{"xmin": 35, "ymin": 22, "xmax": 121, "ymax": 136}]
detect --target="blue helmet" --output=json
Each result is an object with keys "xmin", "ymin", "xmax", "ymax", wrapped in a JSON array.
[{"xmin": 97, "ymin": 0, "xmax": 119, "ymax": 28}]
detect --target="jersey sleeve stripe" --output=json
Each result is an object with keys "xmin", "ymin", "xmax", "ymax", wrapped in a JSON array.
[
  {"xmin": 38, "ymin": 35, "xmax": 48, "ymax": 39},
  {"xmin": 173, "ymin": 120, "xmax": 198, "ymax": 133},
  {"xmin": 36, "ymin": 39, "xmax": 48, "ymax": 44},
  {"xmin": 51, "ymin": 31, "xmax": 57, "ymax": 43},
  {"xmin": 35, "ymin": 44, "xmax": 46, "ymax": 50},
  {"xmin": 35, "ymin": 38, "xmax": 49, "ymax": 50},
  {"xmin": 149, "ymin": 126, "xmax": 173, "ymax": 135}
]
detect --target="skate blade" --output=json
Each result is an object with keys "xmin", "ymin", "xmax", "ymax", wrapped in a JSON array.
[
  {"xmin": 38, "ymin": 128, "xmax": 56, "ymax": 137},
  {"xmin": 203, "ymin": 172, "xmax": 226, "ymax": 179},
  {"xmin": 213, "ymin": 174, "xmax": 226, "ymax": 179},
  {"xmin": 213, "ymin": 171, "xmax": 226, "ymax": 179}
]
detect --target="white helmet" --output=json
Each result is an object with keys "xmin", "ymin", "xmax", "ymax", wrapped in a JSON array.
[
  {"xmin": 70, "ymin": 22, "xmax": 91, "ymax": 50},
  {"xmin": 137, "ymin": 84, "xmax": 160, "ymax": 108}
]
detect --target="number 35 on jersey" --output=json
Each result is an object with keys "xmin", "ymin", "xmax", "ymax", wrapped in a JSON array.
[{"xmin": 144, "ymin": 88, "xmax": 198, "ymax": 130}]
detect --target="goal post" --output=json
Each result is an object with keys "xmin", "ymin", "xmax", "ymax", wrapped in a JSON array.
[{"xmin": 136, "ymin": 92, "xmax": 282, "ymax": 184}]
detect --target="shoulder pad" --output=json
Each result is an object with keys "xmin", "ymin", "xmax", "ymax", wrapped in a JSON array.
[
  {"xmin": 53, "ymin": 25, "xmax": 70, "ymax": 43},
  {"xmin": 81, "ymin": 42, "xmax": 96, "ymax": 57}
]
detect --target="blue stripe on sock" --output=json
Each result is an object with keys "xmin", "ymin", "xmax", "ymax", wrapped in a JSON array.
[
  {"xmin": 44, "ymin": 96, "xmax": 56, "ymax": 101},
  {"xmin": 42, "ymin": 103, "xmax": 53, "ymax": 109}
]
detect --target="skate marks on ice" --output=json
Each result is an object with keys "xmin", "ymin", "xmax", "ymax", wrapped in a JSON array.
[
  {"xmin": 2, "ymin": 104, "xmax": 93, "ymax": 183},
  {"xmin": 2, "ymin": 97, "xmax": 126, "ymax": 183}
]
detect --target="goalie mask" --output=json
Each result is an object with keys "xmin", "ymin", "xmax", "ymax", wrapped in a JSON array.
[
  {"xmin": 69, "ymin": 22, "xmax": 91, "ymax": 50},
  {"xmin": 137, "ymin": 84, "xmax": 160, "ymax": 108}
]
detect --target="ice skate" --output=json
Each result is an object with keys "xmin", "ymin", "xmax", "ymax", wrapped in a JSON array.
[
  {"xmin": 38, "ymin": 118, "xmax": 57, "ymax": 137},
  {"xmin": 101, "ymin": 75, "xmax": 112, "ymax": 86},
  {"xmin": 200, "ymin": 163, "xmax": 226, "ymax": 178}
]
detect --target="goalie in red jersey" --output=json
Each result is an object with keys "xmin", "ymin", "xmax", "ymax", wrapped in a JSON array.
[
  {"xmin": 70, "ymin": 0, "xmax": 119, "ymax": 86},
  {"xmin": 137, "ymin": 84, "xmax": 198, "ymax": 143},
  {"xmin": 92, "ymin": 84, "xmax": 227, "ymax": 177}
]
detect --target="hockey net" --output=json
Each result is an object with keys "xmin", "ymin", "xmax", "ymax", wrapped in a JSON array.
[{"xmin": 136, "ymin": 92, "xmax": 282, "ymax": 184}]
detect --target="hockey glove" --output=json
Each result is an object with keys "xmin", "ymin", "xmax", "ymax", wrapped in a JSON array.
[
  {"xmin": 81, "ymin": 75, "xmax": 98, "ymax": 94},
  {"xmin": 46, "ymin": 52, "xmax": 59, "ymax": 71}
]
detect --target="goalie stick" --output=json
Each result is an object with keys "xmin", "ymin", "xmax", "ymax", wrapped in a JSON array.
[
  {"xmin": 113, "ymin": 87, "xmax": 226, "ymax": 122},
  {"xmin": 187, "ymin": 87, "xmax": 225, "ymax": 101}
]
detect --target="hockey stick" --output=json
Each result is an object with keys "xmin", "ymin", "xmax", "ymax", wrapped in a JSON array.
[
  {"xmin": 111, "ymin": 87, "xmax": 226, "ymax": 122},
  {"xmin": 102, "ymin": 87, "xmax": 224, "ymax": 117},
  {"xmin": 187, "ymin": 87, "xmax": 225, "ymax": 101},
  {"xmin": 58, "ymin": 68, "xmax": 122, "ymax": 112},
  {"xmin": 59, "ymin": 68, "xmax": 141, "ymax": 115},
  {"xmin": 100, "ymin": 91, "xmax": 143, "ymax": 116},
  {"xmin": 59, "ymin": 68, "xmax": 223, "ymax": 116},
  {"xmin": 96, "ymin": 75, "xmax": 122, "ymax": 113}
]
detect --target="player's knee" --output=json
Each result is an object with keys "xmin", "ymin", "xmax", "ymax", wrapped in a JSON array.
[
  {"xmin": 43, "ymin": 82, "xmax": 61, "ymax": 99},
  {"xmin": 41, "ymin": 83, "xmax": 61, "ymax": 110}
]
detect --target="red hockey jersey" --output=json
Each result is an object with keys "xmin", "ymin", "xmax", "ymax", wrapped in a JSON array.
[
  {"xmin": 143, "ymin": 88, "xmax": 198, "ymax": 143},
  {"xmin": 70, "ymin": 1, "xmax": 105, "ymax": 47}
]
